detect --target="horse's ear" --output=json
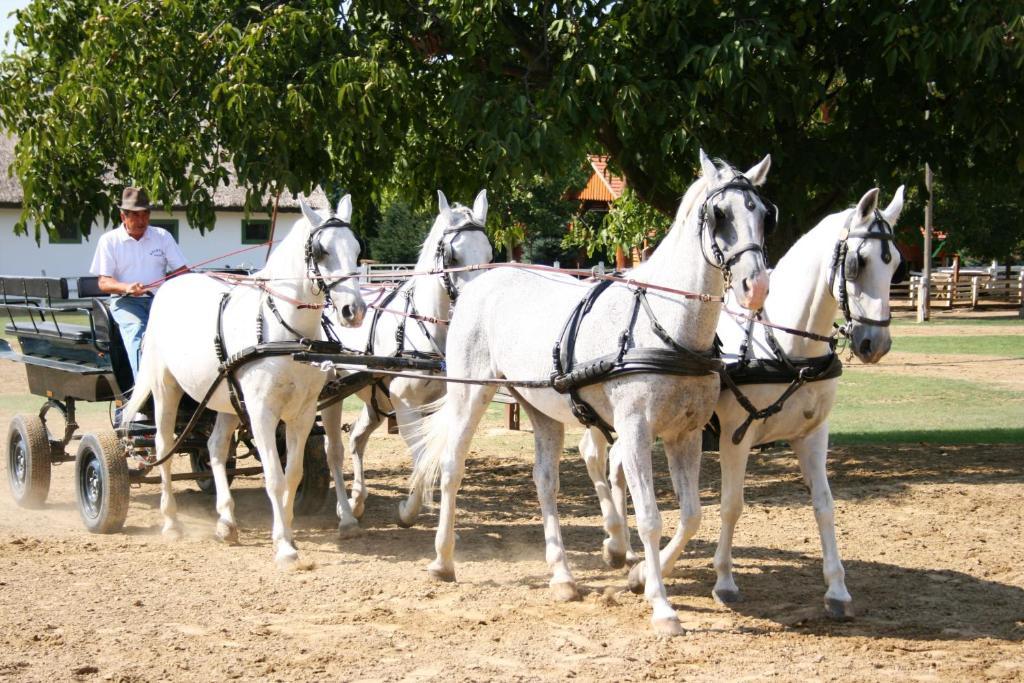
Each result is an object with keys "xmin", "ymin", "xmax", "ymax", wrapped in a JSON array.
[
  {"xmin": 882, "ymin": 185, "xmax": 905, "ymax": 226},
  {"xmin": 299, "ymin": 196, "xmax": 322, "ymax": 228},
  {"xmin": 336, "ymin": 194, "xmax": 353, "ymax": 223},
  {"xmin": 699, "ymin": 149, "xmax": 718, "ymax": 182},
  {"xmin": 744, "ymin": 154, "xmax": 772, "ymax": 187},
  {"xmin": 437, "ymin": 190, "xmax": 452, "ymax": 222},
  {"xmin": 856, "ymin": 187, "xmax": 880, "ymax": 222},
  {"xmin": 472, "ymin": 189, "xmax": 488, "ymax": 225}
]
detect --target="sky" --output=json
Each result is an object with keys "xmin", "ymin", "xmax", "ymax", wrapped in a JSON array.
[{"xmin": 1, "ymin": 0, "xmax": 32, "ymax": 53}]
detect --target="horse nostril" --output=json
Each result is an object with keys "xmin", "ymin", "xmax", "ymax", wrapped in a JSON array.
[
  {"xmin": 342, "ymin": 305, "xmax": 353, "ymax": 320},
  {"xmin": 859, "ymin": 338, "xmax": 872, "ymax": 356},
  {"xmin": 742, "ymin": 277, "xmax": 751, "ymax": 293}
]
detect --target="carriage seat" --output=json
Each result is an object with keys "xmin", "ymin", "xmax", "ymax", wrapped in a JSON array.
[
  {"xmin": 3, "ymin": 321, "xmax": 94, "ymax": 343},
  {"xmin": 1, "ymin": 276, "xmax": 95, "ymax": 344}
]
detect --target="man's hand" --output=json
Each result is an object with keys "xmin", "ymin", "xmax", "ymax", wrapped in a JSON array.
[{"xmin": 97, "ymin": 275, "xmax": 147, "ymax": 296}]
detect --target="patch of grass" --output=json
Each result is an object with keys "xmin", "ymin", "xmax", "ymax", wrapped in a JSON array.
[
  {"xmin": 892, "ymin": 316, "xmax": 1024, "ymax": 328},
  {"xmin": 830, "ymin": 373, "xmax": 1024, "ymax": 444},
  {"xmin": 892, "ymin": 335, "xmax": 1024, "ymax": 356}
]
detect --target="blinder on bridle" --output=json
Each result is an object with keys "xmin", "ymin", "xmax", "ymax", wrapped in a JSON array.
[
  {"xmin": 837, "ymin": 210, "xmax": 908, "ymax": 286},
  {"xmin": 699, "ymin": 175, "xmax": 775, "ymax": 278},
  {"xmin": 305, "ymin": 215, "xmax": 361, "ymax": 294},
  {"xmin": 435, "ymin": 211, "xmax": 488, "ymax": 303},
  {"xmin": 829, "ymin": 208, "xmax": 906, "ymax": 329}
]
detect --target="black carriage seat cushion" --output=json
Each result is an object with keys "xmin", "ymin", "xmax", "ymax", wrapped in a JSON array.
[
  {"xmin": 0, "ymin": 276, "xmax": 70, "ymax": 300},
  {"xmin": 76, "ymin": 276, "xmax": 109, "ymax": 298},
  {"xmin": 4, "ymin": 320, "xmax": 94, "ymax": 342}
]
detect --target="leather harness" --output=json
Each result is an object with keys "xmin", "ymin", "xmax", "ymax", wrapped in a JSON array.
[{"xmin": 549, "ymin": 176, "xmax": 770, "ymax": 442}]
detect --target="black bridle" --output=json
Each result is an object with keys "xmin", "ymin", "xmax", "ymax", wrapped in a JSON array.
[
  {"xmin": 434, "ymin": 213, "xmax": 488, "ymax": 303},
  {"xmin": 697, "ymin": 176, "xmax": 776, "ymax": 285},
  {"xmin": 827, "ymin": 209, "xmax": 904, "ymax": 329},
  {"xmin": 305, "ymin": 216, "xmax": 361, "ymax": 296}
]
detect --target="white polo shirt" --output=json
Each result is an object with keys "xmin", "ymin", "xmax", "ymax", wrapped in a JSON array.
[{"xmin": 89, "ymin": 224, "xmax": 188, "ymax": 290}]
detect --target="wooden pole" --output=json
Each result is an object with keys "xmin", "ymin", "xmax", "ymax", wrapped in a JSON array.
[
  {"xmin": 265, "ymin": 190, "xmax": 282, "ymax": 266},
  {"xmin": 615, "ymin": 245, "xmax": 627, "ymax": 271},
  {"xmin": 918, "ymin": 164, "xmax": 933, "ymax": 322}
]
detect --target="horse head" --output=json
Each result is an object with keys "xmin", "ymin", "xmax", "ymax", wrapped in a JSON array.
[
  {"xmin": 830, "ymin": 185, "xmax": 906, "ymax": 363},
  {"xmin": 429, "ymin": 189, "xmax": 492, "ymax": 301},
  {"xmin": 698, "ymin": 150, "xmax": 772, "ymax": 310},
  {"xmin": 298, "ymin": 195, "xmax": 367, "ymax": 327}
]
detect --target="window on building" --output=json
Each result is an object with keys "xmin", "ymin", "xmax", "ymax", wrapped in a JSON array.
[
  {"xmin": 150, "ymin": 219, "xmax": 179, "ymax": 242},
  {"xmin": 49, "ymin": 223, "xmax": 82, "ymax": 245},
  {"xmin": 242, "ymin": 219, "xmax": 272, "ymax": 245}
]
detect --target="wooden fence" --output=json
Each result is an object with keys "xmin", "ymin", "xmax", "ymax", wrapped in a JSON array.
[{"xmin": 890, "ymin": 271, "xmax": 1024, "ymax": 309}]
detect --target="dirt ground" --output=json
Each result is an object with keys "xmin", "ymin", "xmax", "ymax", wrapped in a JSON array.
[{"xmin": 1, "ymin": 336, "xmax": 1023, "ymax": 681}]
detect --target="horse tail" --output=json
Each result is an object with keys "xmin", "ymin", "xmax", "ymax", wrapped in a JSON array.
[
  {"xmin": 120, "ymin": 340, "xmax": 156, "ymax": 423},
  {"xmin": 405, "ymin": 395, "xmax": 451, "ymax": 503}
]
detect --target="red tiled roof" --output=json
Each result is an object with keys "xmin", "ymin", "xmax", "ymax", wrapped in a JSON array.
[{"xmin": 567, "ymin": 155, "xmax": 627, "ymax": 202}]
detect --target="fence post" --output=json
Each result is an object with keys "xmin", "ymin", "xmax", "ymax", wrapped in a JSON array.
[
  {"xmin": 971, "ymin": 276, "xmax": 980, "ymax": 309},
  {"xmin": 1018, "ymin": 271, "xmax": 1024, "ymax": 320}
]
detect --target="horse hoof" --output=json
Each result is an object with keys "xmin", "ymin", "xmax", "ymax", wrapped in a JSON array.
[
  {"xmin": 162, "ymin": 523, "xmax": 183, "ymax": 542},
  {"xmin": 427, "ymin": 563, "xmax": 455, "ymax": 583},
  {"xmin": 712, "ymin": 588, "xmax": 743, "ymax": 606},
  {"xmin": 214, "ymin": 521, "xmax": 239, "ymax": 545},
  {"xmin": 275, "ymin": 551, "xmax": 300, "ymax": 570},
  {"xmin": 349, "ymin": 498, "xmax": 365, "ymax": 520},
  {"xmin": 652, "ymin": 617, "xmax": 684, "ymax": 637},
  {"xmin": 825, "ymin": 597, "xmax": 854, "ymax": 621},
  {"xmin": 627, "ymin": 563, "xmax": 646, "ymax": 594},
  {"xmin": 395, "ymin": 502, "xmax": 417, "ymax": 528},
  {"xmin": 602, "ymin": 543, "xmax": 627, "ymax": 570},
  {"xmin": 550, "ymin": 581, "xmax": 581, "ymax": 603},
  {"xmin": 337, "ymin": 519, "xmax": 361, "ymax": 540}
]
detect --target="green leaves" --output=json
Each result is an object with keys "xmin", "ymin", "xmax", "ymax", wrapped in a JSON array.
[{"xmin": 0, "ymin": 0, "xmax": 1022, "ymax": 260}]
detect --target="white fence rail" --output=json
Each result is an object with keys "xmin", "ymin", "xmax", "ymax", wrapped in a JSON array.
[{"xmin": 890, "ymin": 271, "xmax": 1024, "ymax": 309}]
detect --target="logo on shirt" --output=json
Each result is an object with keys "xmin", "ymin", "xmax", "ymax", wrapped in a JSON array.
[{"xmin": 149, "ymin": 249, "xmax": 166, "ymax": 258}]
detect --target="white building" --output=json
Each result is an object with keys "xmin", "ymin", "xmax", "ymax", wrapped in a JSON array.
[{"xmin": 0, "ymin": 135, "xmax": 330, "ymax": 280}]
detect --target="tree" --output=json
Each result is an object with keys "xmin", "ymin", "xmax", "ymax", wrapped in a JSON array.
[
  {"xmin": 2, "ymin": 1, "xmax": 1022, "ymax": 260},
  {"xmin": 369, "ymin": 198, "xmax": 432, "ymax": 263},
  {"xmin": 563, "ymin": 187, "xmax": 672, "ymax": 263}
]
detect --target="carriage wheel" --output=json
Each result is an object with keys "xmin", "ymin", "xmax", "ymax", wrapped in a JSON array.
[
  {"xmin": 74, "ymin": 431, "xmax": 129, "ymax": 534},
  {"xmin": 292, "ymin": 434, "xmax": 330, "ymax": 517},
  {"xmin": 7, "ymin": 414, "xmax": 52, "ymax": 508},
  {"xmin": 189, "ymin": 448, "xmax": 237, "ymax": 495}
]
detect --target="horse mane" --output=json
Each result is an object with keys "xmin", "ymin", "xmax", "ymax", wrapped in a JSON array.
[
  {"xmin": 256, "ymin": 210, "xmax": 320, "ymax": 278},
  {"xmin": 773, "ymin": 208, "xmax": 850, "ymax": 275},
  {"xmin": 414, "ymin": 203, "xmax": 473, "ymax": 270}
]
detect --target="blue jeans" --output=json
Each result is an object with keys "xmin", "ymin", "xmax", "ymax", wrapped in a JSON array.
[{"xmin": 110, "ymin": 295, "xmax": 153, "ymax": 381}]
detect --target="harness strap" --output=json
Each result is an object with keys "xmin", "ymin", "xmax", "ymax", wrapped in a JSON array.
[
  {"xmin": 216, "ymin": 292, "xmax": 253, "ymax": 435},
  {"xmin": 551, "ymin": 280, "xmax": 721, "ymax": 443},
  {"xmin": 719, "ymin": 352, "xmax": 843, "ymax": 445},
  {"xmin": 134, "ymin": 340, "xmax": 321, "ymax": 468},
  {"xmin": 552, "ymin": 280, "xmax": 618, "ymax": 442}
]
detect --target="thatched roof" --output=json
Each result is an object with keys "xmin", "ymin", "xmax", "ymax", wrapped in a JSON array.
[{"xmin": 0, "ymin": 134, "xmax": 330, "ymax": 211}]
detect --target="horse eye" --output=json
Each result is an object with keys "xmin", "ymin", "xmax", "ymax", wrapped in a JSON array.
[{"xmin": 713, "ymin": 207, "xmax": 726, "ymax": 223}]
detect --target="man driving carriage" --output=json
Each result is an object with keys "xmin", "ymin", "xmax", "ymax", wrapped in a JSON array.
[{"xmin": 89, "ymin": 187, "xmax": 188, "ymax": 381}]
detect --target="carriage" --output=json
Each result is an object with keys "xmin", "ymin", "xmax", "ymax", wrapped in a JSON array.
[{"xmin": 1, "ymin": 274, "xmax": 333, "ymax": 533}]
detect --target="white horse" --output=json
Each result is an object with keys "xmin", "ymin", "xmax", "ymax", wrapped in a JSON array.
[
  {"xmin": 404, "ymin": 151, "xmax": 774, "ymax": 635},
  {"xmin": 122, "ymin": 196, "xmax": 366, "ymax": 568},
  {"xmin": 321, "ymin": 190, "xmax": 492, "ymax": 533},
  {"xmin": 588, "ymin": 185, "xmax": 906, "ymax": 619}
]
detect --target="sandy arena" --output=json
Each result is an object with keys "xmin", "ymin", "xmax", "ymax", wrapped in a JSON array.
[{"xmin": 1, "ymin": 330, "xmax": 1022, "ymax": 681}]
